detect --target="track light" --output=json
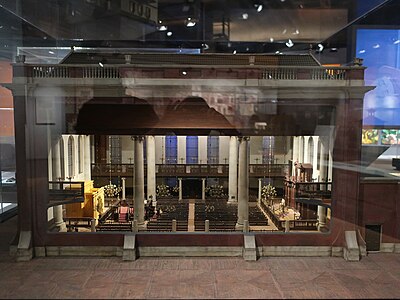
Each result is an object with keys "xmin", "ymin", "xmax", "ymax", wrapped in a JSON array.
[
  {"xmin": 185, "ymin": 17, "xmax": 196, "ymax": 27},
  {"xmin": 157, "ymin": 25, "xmax": 168, "ymax": 31},
  {"xmin": 285, "ymin": 39, "xmax": 294, "ymax": 48}
]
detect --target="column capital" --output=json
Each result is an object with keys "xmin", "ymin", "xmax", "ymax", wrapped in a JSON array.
[
  {"xmin": 238, "ymin": 136, "xmax": 250, "ymax": 142},
  {"xmin": 131, "ymin": 135, "xmax": 145, "ymax": 142}
]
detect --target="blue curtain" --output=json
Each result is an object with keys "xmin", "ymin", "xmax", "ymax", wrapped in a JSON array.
[
  {"xmin": 165, "ymin": 136, "xmax": 177, "ymax": 164},
  {"xmin": 186, "ymin": 136, "xmax": 198, "ymax": 164}
]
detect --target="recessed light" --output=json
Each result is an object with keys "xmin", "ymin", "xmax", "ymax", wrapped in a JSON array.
[{"xmin": 167, "ymin": 31, "xmax": 173, "ymax": 36}]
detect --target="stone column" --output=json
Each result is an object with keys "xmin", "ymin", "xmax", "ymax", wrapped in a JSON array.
[
  {"xmin": 292, "ymin": 136, "xmax": 299, "ymax": 177},
  {"xmin": 146, "ymin": 136, "xmax": 156, "ymax": 206},
  {"xmin": 121, "ymin": 177, "xmax": 126, "ymax": 200},
  {"xmin": 202, "ymin": 178, "xmax": 206, "ymax": 200},
  {"xmin": 319, "ymin": 137, "xmax": 327, "ymax": 183},
  {"xmin": 52, "ymin": 138, "xmax": 66, "ymax": 232},
  {"xmin": 133, "ymin": 136, "xmax": 145, "ymax": 229},
  {"xmin": 258, "ymin": 178, "xmax": 262, "ymax": 201},
  {"xmin": 178, "ymin": 178, "xmax": 183, "ymax": 200},
  {"xmin": 312, "ymin": 136, "xmax": 319, "ymax": 180},
  {"xmin": 236, "ymin": 136, "xmax": 249, "ymax": 231},
  {"xmin": 317, "ymin": 205, "xmax": 327, "ymax": 232},
  {"xmin": 84, "ymin": 135, "xmax": 91, "ymax": 180},
  {"xmin": 228, "ymin": 136, "xmax": 238, "ymax": 203}
]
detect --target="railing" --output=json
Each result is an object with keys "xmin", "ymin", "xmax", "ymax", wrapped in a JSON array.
[
  {"xmin": 279, "ymin": 219, "xmax": 318, "ymax": 231},
  {"xmin": 259, "ymin": 199, "xmax": 282, "ymax": 230},
  {"xmin": 48, "ymin": 181, "xmax": 85, "ymax": 207},
  {"xmin": 295, "ymin": 182, "xmax": 332, "ymax": 199},
  {"xmin": 26, "ymin": 64, "xmax": 354, "ymax": 81},
  {"xmin": 31, "ymin": 65, "xmax": 120, "ymax": 79},
  {"xmin": 91, "ymin": 163, "xmax": 289, "ymax": 177},
  {"xmin": 259, "ymin": 199, "xmax": 318, "ymax": 231}
]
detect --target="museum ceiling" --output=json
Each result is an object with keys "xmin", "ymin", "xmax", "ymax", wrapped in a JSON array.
[{"xmin": 0, "ymin": 0, "xmax": 395, "ymax": 63}]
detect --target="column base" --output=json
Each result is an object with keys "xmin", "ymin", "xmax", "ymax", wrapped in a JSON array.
[
  {"xmin": 55, "ymin": 222, "xmax": 67, "ymax": 232},
  {"xmin": 235, "ymin": 223, "xmax": 244, "ymax": 231},
  {"xmin": 227, "ymin": 198, "xmax": 237, "ymax": 204},
  {"xmin": 317, "ymin": 224, "xmax": 329, "ymax": 233},
  {"xmin": 137, "ymin": 222, "xmax": 147, "ymax": 231}
]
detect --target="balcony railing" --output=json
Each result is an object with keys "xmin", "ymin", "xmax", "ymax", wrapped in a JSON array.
[
  {"xmin": 91, "ymin": 163, "xmax": 289, "ymax": 177},
  {"xmin": 48, "ymin": 181, "xmax": 85, "ymax": 207},
  {"xmin": 22, "ymin": 64, "xmax": 359, "ymax": 81}
]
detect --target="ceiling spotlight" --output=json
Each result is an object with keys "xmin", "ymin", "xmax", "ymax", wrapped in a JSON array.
[
  {"xmin": 202, "ymin": 43, "xmax": 209, "ymax": 50},
  {"xmin": 182, "ymin": 71, "xmax": 187, "ymax": 75},
  {"xmin": 269, "ymin": 37, "xmax": 274, "ymax": 42},
  {"xmin": 293, "ymin": 29, "xmax": 300, "ymax": 35},
  {"xmin": 330, "ymin": 48, "xmax": 338, "ymax": 52},
  {"xmin": 285, "ymin": 39, "xmax": 294, "ymax": 48},
  {"xmin": 233, "ymin": 50, "xmax": 237, "ymax": 54},
  {"xmin": 98, "ymin": 62, "xmax": 104, "ymax": 67},
  {"xmin": 48, "ymin": 50, "xmax": 55, "ymax": 55},
  {"xmin": 394, "ymin": 40, "xmax": 400, "ymax": 44},
  {"xmin": 275, "ymin": 50, "xmax": 280, "ymax": 54},
  {"xmin": 166, "ymin": 31, "xmax": 173, "ymax": 36},
  {"xmin": 242, "ymin": 13, "xmax": 249, "ymax": 20},
  {"xmin": 317, "ymin": 43, "xmax": 324, "ymax": 52},
  {"xmin": 256, "ymin": 4, "xmax": 263, "ymax": 12},
  {"xmin": 158, "ymin": 25, "xmax": 168, "ymax": 31},
  {"xmin": 185, "ymin": 17, "xmax": 196, "ymax": 27},
  {"xmin": 373, "ymin": 44, "xmax": 380, "ymax": 49},
  {"xmin": 359, "ymin": 49, "xmax": 366, "ymax": 54}
]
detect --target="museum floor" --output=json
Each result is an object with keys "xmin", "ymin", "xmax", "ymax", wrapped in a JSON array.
[{"xmin": 1, "ymin": 216, "xmax": 400, "ymax": 299}]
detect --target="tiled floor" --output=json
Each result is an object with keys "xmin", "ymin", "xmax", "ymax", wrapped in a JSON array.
[{"xmin": 1, "ymin": 216, "xmax": 400, "ymax": 299}]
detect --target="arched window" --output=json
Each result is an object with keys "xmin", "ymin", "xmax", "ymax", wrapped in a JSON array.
[
  {"xmin": 186, "ymin": 136, "xmax": 198, "ymax": 164},
  {"xmin": 308, "ymin": 137, "xmax": 314, "ymax": 165},
  {"xmin": 78, "ymin": 136, "xmax": 83, "ymax": 173},
  {"xmin": 109, "ymin": 136, "xmax": 121, "ymax": 164},
  {"xmin": 165, "ymin": 136, "xmax": 177, "ymax": 164},
  {"xmin": 317, "ymin": 140, "xmax": 321, "ymax": 170},
  {"xmin": 59, "ymin": 138, "xmax": 65, "ymax": 180},
  {"xmin": 207, "ymin": 136, "xmax": 219, "ymax": 164},
  {"xmin": 299, "ymin": 136, "xmax": 304, "ymax": 163},
  {"xmin": 67, "ymin": 136, "xmax": 74, "ymax": 178},
  {"xmin": 262, "ymin": 136, "xmax": 275, "ymax": 164}
]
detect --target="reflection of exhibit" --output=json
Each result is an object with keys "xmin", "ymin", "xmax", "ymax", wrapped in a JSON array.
[{"xmin": 6, "ymin": 51, "xmax": 400, "ymax": 262}]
